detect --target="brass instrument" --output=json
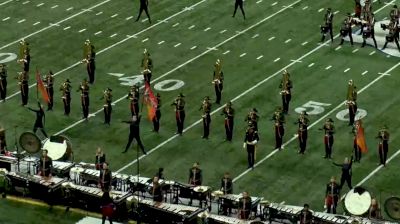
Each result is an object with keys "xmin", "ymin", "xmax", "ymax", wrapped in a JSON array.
[
  {"xmin": 102, "ymin": 88, "xmax": 112, "ymax": 105},
  {"xmin": 18, "ymin": 39, "xmax": 29, "ymax": 61},
  {"xmin": 15, "ymin": 72, "xmax": 26, "ymax": 85},
  {"xmin": 141, "ymin": 49, "xmax": 153, "ymax": 71},
  {"xmin": 83, "ymin": 39, "xmax": 92, "ymax": 60},
  {"xmin": 212, "ymin": 59, "xmax": 223, "ymax": 84},
  {"xmin": 346, "ymin": 80, "xmax": 357, "ymax": 105},
  {"xmin": 280, "ymin": 70, "xmax": 290, "ymax": 95}
]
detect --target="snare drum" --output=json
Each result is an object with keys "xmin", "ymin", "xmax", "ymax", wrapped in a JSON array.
[
  {"xmin": 13, "ymin": 157, "xmax": 39, "ymax": 175},
  {"xmin": 344, "ymin": 186, "xmax": 372, "ymax": 216},
  {"xmin": 69, "ymin": 167, "xmax": 84, "ymax": 184}
]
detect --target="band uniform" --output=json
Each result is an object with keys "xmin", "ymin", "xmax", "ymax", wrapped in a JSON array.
[
  {"xmin": 0, "ymin": 64, "xmax": 7, "ymax": 102},
  {"xmin": 377, "ymin": 126, "xmax": 389, "ymax": 166},
  {"xmin": 152, "ymin": 93, "xmax": 161, "ymax": 132},
  {"xmin": 321, "ymin": 8, "xmax": 334, "ymax": 42},
  {"xmin": 279, "ymin": 70, "xmax": 292, "ymax": 114},
  {"xmin": 243, "ymin": 126, "xmax": 259, "ymax": 169},
  {"xmin": 221, "ymin": 101, "xmax": 234, "ymax": 141},
  {"xmin": 77, "ymin": 79, "xmax": 90, "ymax": 119},
  {"xmin": 295, "ymin": 111, "xmax": 309, "ymax": 154},
  {"xmin": 102, "ymin": 88, "xmax": 112, "ymax": 125},
  {"xmin": 127, "ymin": 85, "xmax": 139, "ymax": 117},
  {"xmin": 60, "ymin": 79, "xmax": 72, "ymax": 116},
  {"xmin": 171, "ymin": 93, "xmax": 185, "ymax": 135},
  {"xmin": 43, "ymin": 71, "xmax": 54, "ymax": 111},
  {"xmin": 272, "ymin": 107, "xmax": 285, "ymax": 150},
  {"xmin": 17, "ymin": 71, "xmax": 29, "ymax": 106},
  {"xmin": 212, "ymin": 59, "xmax": 224, "ymax": 104},
  {"xmin": 321, "ymin": 118, "xmax": 335, "ymax": 159},
  {"xmin": 325, "ymin": 176, "xmax": 340, "ymax": 214},
  {"xmin": 200, "ymin": 96, "xmax": 211, "ymax": 139}
]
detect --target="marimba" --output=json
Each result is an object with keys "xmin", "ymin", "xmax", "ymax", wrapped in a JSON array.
[
  {"xmin": 52, "ymin": 161, "xmax": 75, "ymax": 178},
  {"xmin": 218, "ymin": 194, "xmax": 262, "ymax": 217},
  {"xmin": 313, "ymin": 212, "xmax": 349, "ymax": 224},
  {"xmin": 206, "ymin": 213, "xmax": 248, "ymax": 224}
]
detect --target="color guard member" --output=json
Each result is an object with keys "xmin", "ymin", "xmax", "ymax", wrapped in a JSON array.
[
  {"xmin": 77, "ymin": 79, "xmax": 90, "ymax": 120},
  {"xmin": 333, "ymin": 156, "xmax": 353, "ymax": 190},
  {"xmin": 232, "ymin": 0, "xmax": 245, "ymax": 20},
  {"xmin": 28, "ymin": 102, "xmax": 48, "ymax": 138},
  {"xmin": 127, "ymin": 85, "xmax": 140, "ymax": 116},
  {"xmin": 279, "ymin": 70, "xmax": 292, "ymax": 114},
  {"xmin": 122, "ymin": 115, "xmax": 147, "ymax": 155},
  {"xmin": 152, "ymin": 93, "xmax": 161, "ymax": 132},
  {"xmin": 43, "ymin": 71, "xmax": 54, "ymax": 111},
  {"xmin": 136, "ymin": 0, "xmax": 152, "ymax": 23},
  {"xmin": 325, "ymin": 176, "xmax": 340, "ymax": 214},
  {"xmin": 353, "ymin": 120, "xmax": 363, "ymax": 162},
  {"xmin": 199, "ymin": 96, "xmax": 211, "ymax": 139},
  {"xmin": 272, "ymin": 107, "xmax": 285, "ymax": 150}
]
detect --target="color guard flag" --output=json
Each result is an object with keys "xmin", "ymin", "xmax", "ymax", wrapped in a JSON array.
[
  {"xmin": 356, "ymin": 120, "xmax": 368, "ymax": 154},
  {"xmin": 143, "ymin": 82, "xmax": 157, "ymax": 121},
  {"xmin": 36, "ymin": 70, "xmax": 50, "ymax": 103}
]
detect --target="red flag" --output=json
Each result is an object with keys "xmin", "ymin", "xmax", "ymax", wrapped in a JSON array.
[
  {"xmin": 356, "ymin": 120, "xmax": 368, "ymax": 154},
  {"xmin": 144, "ymin": 82, "xmax": 157, "ymax": 120},
  {"xmin": 36, "ymin": 70, "xmax": 50, "ymax": 103}
]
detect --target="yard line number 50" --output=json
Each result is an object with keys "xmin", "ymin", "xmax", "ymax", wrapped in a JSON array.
[
  {"xmin": 294, "ymin": 100, "xmax": 367, "ymax": 121},
  {"xmin": 119, "ymin": 75, "xmax": 184, "ymax": 91}
]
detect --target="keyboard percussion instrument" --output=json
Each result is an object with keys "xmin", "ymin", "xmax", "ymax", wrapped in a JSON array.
[{"xmin": 218, "ymin": 193, "xmax": 262, "ymax": 216}]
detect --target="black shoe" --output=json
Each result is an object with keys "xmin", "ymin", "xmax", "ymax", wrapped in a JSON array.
[
  {"xmin": 142, "ymin": 150, "xmax": 147, "ymax": 155},
  {"xmin": 122, "ymin": 150, "xmax": 127, "ymax": 153},
  {"xmin": 323, "ymin": 156, "xmax": 328, "ymax": 159}
]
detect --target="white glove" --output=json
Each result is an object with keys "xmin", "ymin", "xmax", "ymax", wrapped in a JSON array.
[
  {"xmin": 243, "ymin": 143, "xmax": 246, "ymax": 149},
  {"xmin": 251, "ymin": 140, "xmax": 258, "ymax": 145},
  {"xmin": 324, "ymin": 204, "xmax": 327, "ymax": 209}
]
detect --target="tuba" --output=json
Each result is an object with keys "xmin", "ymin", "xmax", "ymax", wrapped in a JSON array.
[
  {"xmin": 280, "ymin": 70, "xmax": 290, "ymax": 94},
  {"xmin": 83, "ymin": 39, "xmax": 92, "ymax": 60},
  {"xmin": 346, "ymin": 80, "xmax": 356, "ymax": 104},
  {"xmin": 18, "ymin": 39, "xmax": 29, "ymax": 61},
  {"xmin": 142, "ymin": 49, "xmax": 150, "ymax": 70},
  {"xmin": 213, "ymin": 59, "xmax": 222, "ymax": 84}
]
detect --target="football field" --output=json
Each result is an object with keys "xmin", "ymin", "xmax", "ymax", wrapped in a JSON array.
[{"xmin": 1, "ymin": 0, "xmax": 400, "ymax": 222}]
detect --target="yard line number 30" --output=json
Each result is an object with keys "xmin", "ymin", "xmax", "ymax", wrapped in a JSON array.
[{"xmin": 294, "ymin": 101, "xmax": 367, "ymax": 121}]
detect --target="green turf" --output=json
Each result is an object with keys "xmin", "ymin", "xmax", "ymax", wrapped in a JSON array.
[{"xmin": 1, "ymin": 0, "xmax": 400, "ymax": 222}]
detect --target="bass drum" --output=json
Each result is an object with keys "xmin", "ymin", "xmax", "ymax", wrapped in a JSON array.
[
  {"xmin": 42, "ymin": 135, "xmax": 73, "ymax": 161},
  {"xmin": 384, "ymin": 196, "xmax": 400, "ymax": 220},
  {"xmin": 344, "ymin": 186, "xmax": 372, "ymax": 216}
]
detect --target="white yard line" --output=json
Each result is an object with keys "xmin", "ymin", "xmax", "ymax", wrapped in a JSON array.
[
  {"xmin": 325, "ymin": 65, "xmax": 332, "ymax": 70},
  {"xmin": 0, "ymin": 0, "xmax": 113, "ymax": 51},
  {"xmin": 2, "ymin": 17, "xmax": 10, "ymax": 21},
  {"xmin": 344, "ymin": 68, "xmax": 350, "ymax": 73},
  {"xmin": 274, "ymin": 57, "xmax": 281, "ymax": 62},
  {"xmin": 115, "ymin": 1, "xmax": 395, "ymax": 173},
  {"xmin": 223, "ymin": 50, "xmax": 230, "ymax": 55},
  {"xmin": 0, "ymin": 0, "xmax": 13, "ymax": 6},
  {"xmin": 174, "ymin": 43, "xmax": 181, "ymax": 47},
  {"xmin": 362, "ymin": 70, "xmax": 368, "ymax": 76},
  {"xmin": 158, "ymin": 40, "xmax": 165, "ymax": 45},
  {"xmin": 78, "ymin": 28, "xmax": 86, "ymax": 33},
  {"xmin": 233, "ymin": 62, "xmax": 400, "ymax": 182},
  {"xmin": 240, "ymin": 53, "xmax": 247, "ymax": 57},
  {"xmin": 268, "ymin": 36, "xmax": 275, "ymax": 41},
  {"xmin": 17, "ymin": 19, "xmax": 26, "ymax": 23},
  {"xmin": 190, "ymin": 45, "xmax": 197, "ymax": 50},
  {"xmin": 308, "ymin": 63, "xmax": 314, "ymax": 67},
  {"xmin": 33, "ymin": 21, "xmax": 40, "ymax": 26},
  {"xmin": 257, "ymin": 55, "xmax": 264, "ymax": 60}
]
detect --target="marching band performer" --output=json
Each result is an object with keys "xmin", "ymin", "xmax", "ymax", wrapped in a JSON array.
[
  {"xmin": 0, "ymin": 64, "xmax": 7, "ymax": 102},
  {"xmin": 361, "ymin": 13, "xmax": 378, "ymax": 48},
  {"xmin": 141, "ymin": 49, "xmax": 153, "ymax": 84},
  {"xmin": 127, "ymin": 85, "xmax": 140, "ymax": 116},
  {"xmin": 39, "ymin": 149, "xmax": 53, "ymax": 177},
  {"xmin": 77, "ymin": 79, "xmax": 90, "ymax": 120},
  {"xmin": 43, "ymin": 71, "xmax": 54, "ymax": 111},
  {"xmin": 152, "ymin": 93, "xmax": 161, "ymax": 132},
  {"xmin": 245, "ymin": 108, "xmax": 259, "ymax": 131},
  {"xmin": 382, "ymin": 20, "xmax": 400, "ymax": 52},
  {"xmin": 299, "ymin": 204, "xmax": 313, "ymax": 224},
  {"xmin": 18, "ymin": 50, "xmax": 30, "ymax": 73},
  {"xmin": 232, "ymin": 0, "xmax": 245, "ymax": 20},
  {"xmin": 325, "ymin": 176, "xmax": 340, "ymax": 214},
  {"xmin": 320, "ymin": 118, "xmax": 335, "ymax": 159},
  {"xmin": 360, "ymin": 0, "xmax": 372, "ymax": 34},
  {"xmin": 238, "ymin": 191, "xmax": 252, "ymax": 220},
  {"xmin": 212, "ymin": 59, "xmax": 224, "ymax": 104},
  {"xmin": 369, "ymin": 198, "xmax": 382, "ymax": 219},
  {"xmin": 99, "ymin": 162, "xmax": 112, "ymax": 192},
  {"xmin": 221, "ymin": 172, "xmax": 233, "ymax": 215},
  {"xmin": 101, "ymin": 88, "xmax": 112, "ymax": 125},
  {"xmin": 272, "ymin": 107, "xmax": 285, "ymax": 150},
  {"xmin": 0, "ymin": 128, "xmax": 7, "ymax": 154},
  {"xmin": 171, "ymin": 93, "xmax": 185, "ymax": 135},
  {"xmin": 122, "ymin": 115, "xmax": 147, "ymax": 155},
  {"xmin": 188, "ymin": 162, "xmax": 202, "ymax": 186},
  {"xmin": 279, "ymin": 70, "xmax": 292, "ymax": 114},
  {"xmin": 199, "ymin": 96, "xmax": 212, "ymax": 139},
  {"xmin": 28, "ymin": 102, "xmax": 48, "ymax": 138},
  {"xmin": 333, "ymin": 156, "xmax": 354, "ymax": 190},
  {"xmin": 340, "ymin": 13, "xmax": 354, "ymax": 45},
  {"xmin": 390, "ymin": 5, "xmax": 399, "ymax": 22},
  {"xmin": 95, "ymin": 147, "xmax": 106, "ymax": 170},
  {"xmin": 136, "ymin": 0, "xmax": 152, "ymax": 24},
  {"xmin": 221, "ymin": 101, "xmax": 235, "ymax": 141},
  {"xmin": 353, "ymin": 120, "xmax": 363, "ymax": 162},
  {"xmin": 377, "ymin": 126, "xmax": 389, "ymax": 166},
  {"xmin": 60, "ymin": 79, "xmax": 72, "ymax": 116},
  {"xmin": 354, "ymin": 0, "xmax": 362, "ymax": 18},
  {"xmin": 16, "ymin": 71, "xmax": 29, "ymax": 106},
  {"xmin": 243, "ymin": 125, "xmax": 259, "ymax": 169},
  {"xmin": 151, "ymin": 176, "xmax": 163, "ymax": 202},
  {"xmin": 82, "ymin": 40, "xmax": 96, "ymax": 84},
  {"xmin": 346, "ymin": 80, "xmax": 358, "ymax": 126},
  {"xmin": 321, "ymin": 8, "xmax": 334, "ymax": 43},
  {"xmin": 295, "ymin": 111, "xmax": 309, "ymax": 154}
]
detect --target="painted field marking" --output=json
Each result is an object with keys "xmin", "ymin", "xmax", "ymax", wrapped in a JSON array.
[
  {"xmin": 110, "ymin": 33, "xmax": 118, "ymax": 38},
  {"xmin": 190, "ymin": 46, "xmax": 197, "ymax": 50},
  {"xmin": 111, "ymin": 13, "xmax": 118, "ymax": 18},
  {"xmin": 369, "ymin": 51, "xmax": 376, "ymax": 55},
  {"xmin": 51, "ymin": 5, "xmax": 58, "ymax": 9},
  {"xmin": 174, "ymin": 43, "xmax": 181, "ymax": 47},
  {"xmin": 271, "ymin": 1, "xmax": 278, "ymax": 6},
  {"xmin": 125, "ymin": 16, "xmax": 133, "ymax": 20},
  {"xmin": 268, "ymin": 36, "xmax": 275, "ymax": 41},
  {"xmin": 22, "ymin": 0, "xmax": 29, "ymax": 4},
  {"xmin": 308, "ymin": 63, "xmax": 314, "ymax": 67},
  {"xmin": 142, "ymin": 38, "xmax": 149, "ymax": 42},
  {"xmin": 290, "ymin": 59, "xmax": 302, "ymax": 63},
  {"xmin": 63, "ymin": 26, "xmax": 71, "ymax": 30},
  {"xmin": 141, "ymin": 18, "xmax": 148, "ymax": 22},
  {"xmin": 17, "ymin": 19, "xmax": 26, "ymax": 23},
  {"xmin": 204, "ymin": 27, "xmax": 211, "ymax": 31},
  {"xmin": 188, "ymin": 25, "xmax": 195, "ymax": 29},
  {"xmin": 96, "ymin": 11, "xmax": 103, "ymax": 15},
  {"xmin": 115, "ymin": 0, "xmax": 395, "ymax": 173},
  {"xmin": 256, "ymin": 0, "xmax": 263, "ymax": 4},
  {"xmin": 36, "ymin": 2, "xmax": 44, "ymax": 7},
  {"xmin": 335, "ymin": 46, "xmax": 341, "ymax": 51},
  {"xmin": 220, "ymin": 29, "xmax": 227, "ymax": 34},
  {"xmin": 240, "ymin": 53, "xmax": 247, "ymax": 57},
  {"xmin": 158, "ymin": 40, "xmax": 165, "ymax": 45},
  {"xmin": 232, "ymin": 62, "xmax": 400, "ymax": 183},
  {"xmin": 285, "ymin": 39, "xmax": 292, "ymax": 43},
  {"xmin": 33, "ymin": 21, "xmax": 40, "ymax": 26},
  {"xmin": 78, "ymin": 28, "xmax": 86, "ymax": 33},
  {"xmin": 352, "ymin": 48, "xmax": 359, "ymax": 53},
  {"xmin": 94, "ymin": 31, "xmax": 102, "ymax": 35},
  {"xmin": 344, "ymin": 68, "xmax": 350, "ymax": 73},
  {"xmin": 0, "ymin": 0, "xmax": 13, "ymax": 6},
  {"xmin": 302, "ymin": 6, "xmax": 308, "ymax": 10},
  {"xmin": 172, "ymin": 22, "xmax": 179, "ymax": 27},
  {"xmin": 223, "ymin": 50, "xmax": 230, "ymax": 55},
  {"xmin": 2, "ymin": 17, "xmax": 10, "ymax": 21},
  {"xmin": 274, "ymin": 57, "xmax": 281, "ymax": 62},
  {"xmin": 66, "ymin": 7, "xmax": 73, "ymax": 11},
  {"xmin": 334, "ymin": 10, "xmax": 340, "ymax": 14},
  {"xmin": 325, "ymin": 65, "xmax": 332, "ymax": 70},
  {"xmin": 318, "ymin": 8, "xmax": 324, "ymax": 12},
  {"xmin": 302, "ymin": 41, "xmax": 308, "ymax": 46},
  {"xmin": 362, "ymin": 70, "xmax": 368, "ymax": 76},
  {"xmin": 207, "ymin": 47, "xmax": 218, "ymax": 51},
  {"xmin": 257, "ymin": 55, "xmax": 264, "ymax": 60},
  {"xmin": 252, "ymin": 34, "xmax": 259, "ymax": 38}
]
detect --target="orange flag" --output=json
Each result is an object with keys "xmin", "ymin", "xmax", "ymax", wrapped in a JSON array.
[
  {"xmin": 356, "ymin": 120, "xmax": 368, "ymax": 154},
  {"xmin": 144, "ymin": 82, "xmax": 157, "ymax": 121},
  {"xmin": 36, "ymin": 70, "xmax": 50, "ymax": 103}
]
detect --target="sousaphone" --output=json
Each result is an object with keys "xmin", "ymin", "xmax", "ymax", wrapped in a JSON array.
[
  {"xmin": 384, "ymin": 196, "xmax": 400, "ymax": 220},
  {"xmin": 19, "ymin": 132, "xmax": 41, "ymax": 154}
]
